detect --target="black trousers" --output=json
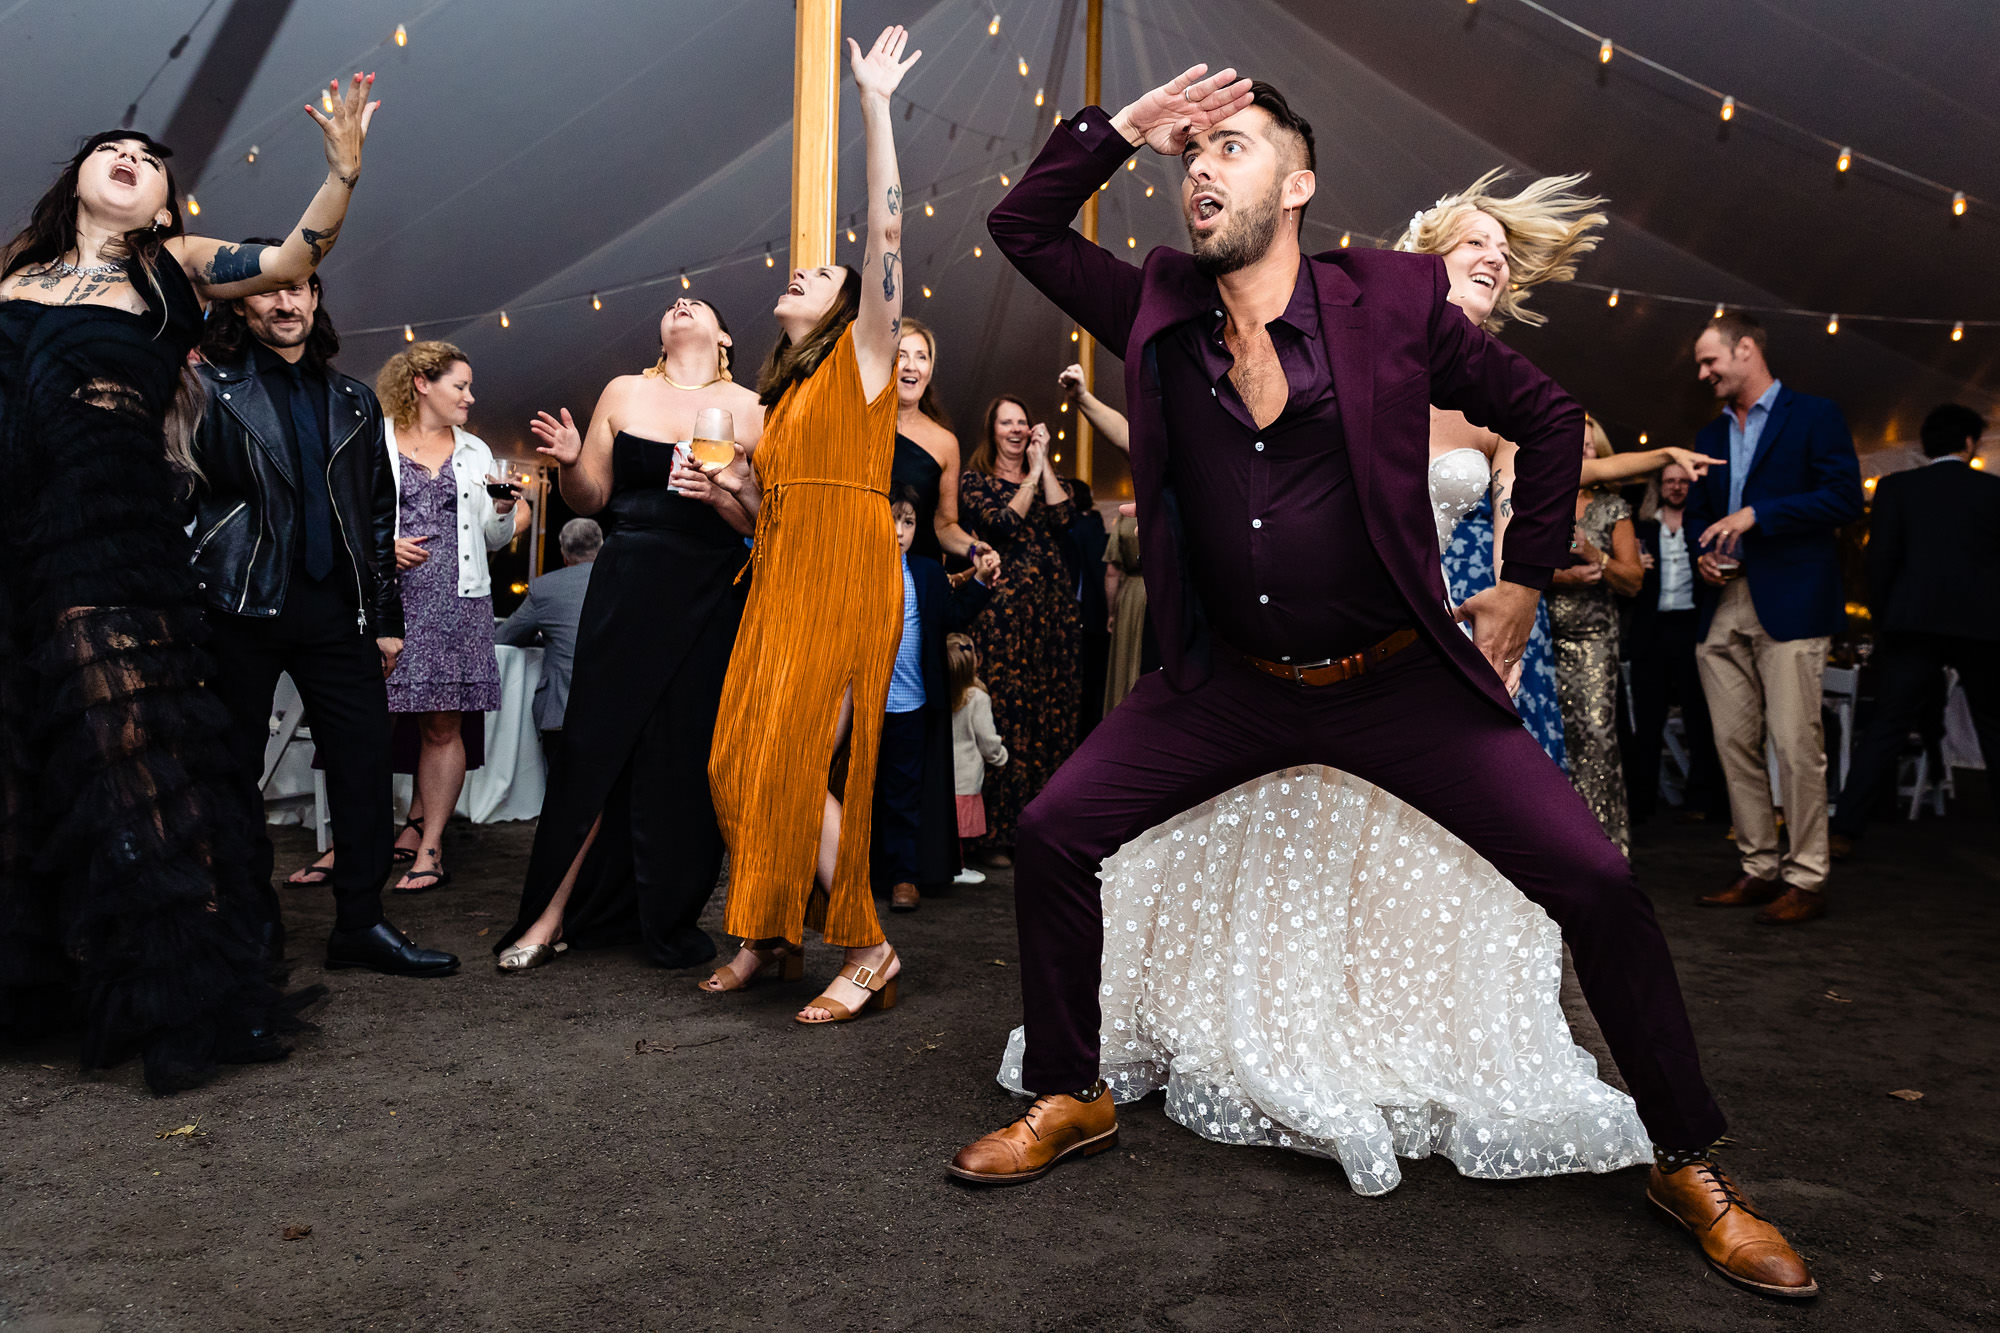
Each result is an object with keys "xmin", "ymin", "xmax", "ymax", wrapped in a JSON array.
[
  {"xmin": 872, "ymin": 709, "xmax": 926, "ymax": 886},
  {"xmin": 206, "ymin": 576, "xmax": 391, "ymax": 933},
  {"xmin": 1832, "ymin": 632, "xmax": 2000, "ymax": 837},
  {"xmin": 1626, "ymin": 609, "xmax": 1728, "ymax": 820}
]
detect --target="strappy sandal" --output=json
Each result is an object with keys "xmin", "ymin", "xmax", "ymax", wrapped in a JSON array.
[
  {"xmin": 698, "ymin": 939, "xmax": 805, "ymax": 993},
  {"xmin": 286, "ymin": 854, "xmax": 336, "ymax": 887},
  {"xmin": 392, "ymin": 851, "xmax": 451, "ymax": 894},
  {"xmin": 795, "ymin": 948, "xmax": 899, "ymax": 1025},
  {"xmin": 391, "ymin": 816, "xmax": 425, "ymax": 867}
]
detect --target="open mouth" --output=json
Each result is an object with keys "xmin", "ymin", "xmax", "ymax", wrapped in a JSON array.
[
  {"xmin": 109, "ymin": 162, "xmax": 138, "ymax": 186},
  {"xmin": 785, "ymin": 280, "xmax": 805, "ymax": 297},
  {"xmin": 1470, "ymin": 274, "xmax": 1496, "ymax": 291},
  {"xmin": 1191, "ymin": 193, "xmax": 1224, "ymax": 228}
]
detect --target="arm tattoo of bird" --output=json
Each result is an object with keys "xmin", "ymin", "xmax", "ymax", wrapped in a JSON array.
[{"xmin": 300, "ymin": 220, "xmax": 342, "ymax": 265}]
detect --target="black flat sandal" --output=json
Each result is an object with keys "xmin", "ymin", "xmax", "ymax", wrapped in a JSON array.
[{"xmin": 391, "ymin": 815, "xmax": 425, "ymax": 866}]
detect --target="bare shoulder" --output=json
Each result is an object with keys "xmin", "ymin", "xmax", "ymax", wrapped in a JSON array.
[{"xmin": 1428, "ymin": 408, "xmax": 1502, "ymax": 460}]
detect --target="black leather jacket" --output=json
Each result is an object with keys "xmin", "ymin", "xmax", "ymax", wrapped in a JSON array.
[{"xmin": 187, "ymin": 351, "xmax": 404, "ymax": 638}]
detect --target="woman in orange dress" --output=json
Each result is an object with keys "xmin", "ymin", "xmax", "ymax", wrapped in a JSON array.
[{"xmin": 705, "ymin": 25, "xmax": 921, "ymax": 1023}]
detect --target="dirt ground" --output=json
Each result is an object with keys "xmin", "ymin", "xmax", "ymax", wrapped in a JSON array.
[{"xmin": 2, "ymin": 778, "xmax": 1995, "ymax": 1332}]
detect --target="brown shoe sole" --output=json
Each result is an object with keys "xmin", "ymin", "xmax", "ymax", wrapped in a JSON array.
[
  {"xmin": 946, "ymin": 1126, "xmax": 1119, "ymax": 1186},
  {"xmin": 1646, "ymin": 1191, "xmax": 1819, "ymax": 1299}
]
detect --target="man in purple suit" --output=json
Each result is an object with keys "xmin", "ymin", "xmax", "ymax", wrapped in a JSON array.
[{"xmin": 945, "ymin": 67, "xmax": 1814, "ymax": 1299}]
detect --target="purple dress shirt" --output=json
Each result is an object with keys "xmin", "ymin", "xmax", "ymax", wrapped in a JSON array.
[{"xmin": 1164, "ymin": 266, "xmax": 1405, "ymax": 662}]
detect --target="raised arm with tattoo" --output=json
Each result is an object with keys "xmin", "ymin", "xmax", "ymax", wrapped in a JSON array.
[
  {"xmin": 168, "ymin": 73, "xmax": 379, "ymax": 301},
  {"xmin": 847, "ymin": 26, "xmax": 922, "ymax": 401}
]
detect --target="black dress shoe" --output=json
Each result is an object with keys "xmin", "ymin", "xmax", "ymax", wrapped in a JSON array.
[{"xmin": 326, "ymin": 921, "xmax": 460, "ymax": 977}]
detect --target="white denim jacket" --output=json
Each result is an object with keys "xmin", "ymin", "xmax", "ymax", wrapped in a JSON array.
[{"xmin": 384, "ymin": 421, "xmax": 516, "ymax": 599}]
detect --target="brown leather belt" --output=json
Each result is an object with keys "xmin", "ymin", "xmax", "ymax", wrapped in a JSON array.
[{"xmin": 1222, "ymin": 627, "xmax": 1419, "ymax": 687}]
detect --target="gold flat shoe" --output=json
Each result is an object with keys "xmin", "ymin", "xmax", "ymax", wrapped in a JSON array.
[{"xmin": 496, "ymin": 941, "xmax": 567, "ymax": 973}]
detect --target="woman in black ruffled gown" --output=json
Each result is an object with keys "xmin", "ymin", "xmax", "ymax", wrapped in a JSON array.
[
  {"xmin": 0, "ymin": 81, "xmax": 381, "ymax": 1092},
  {"xmin": 495, "ymin": 298, "xmax": 762, "ymax": 972}
]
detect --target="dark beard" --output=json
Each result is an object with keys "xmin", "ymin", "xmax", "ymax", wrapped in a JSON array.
[
  {"xmin": 1188, "ymin": 182, "xmax": 1283, "ymax": 278},
  {"xmin": 250, "ymin": 318, "xmax": 310, "ymax": 349}
]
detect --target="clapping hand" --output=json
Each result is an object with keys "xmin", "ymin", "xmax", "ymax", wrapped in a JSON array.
[
  {"xmin": 305, "ymin": 72, "xmax": 379, "ymax": 187},
  {"xmin": 1112, "ymin": 63, "xmax": 1256, "ymax": 156},
  {"xmin": 847, "ymin": 25, "xmax": 922, "ymax": 102},
  {"xmin": 970, "ymin": 545, "xmax": 1002, "ymax": 586},
  {"xmin": 1025, "ymin": 424, "xmax": 1052, "ymax": 477},
  {"xmin": 530, "ymin": 409, "xmax": 582, "ymax": 466}
]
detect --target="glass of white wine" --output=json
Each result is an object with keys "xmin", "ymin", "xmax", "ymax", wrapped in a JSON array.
[{"xmin": 689, "ymin": 407, "xmax": 735, "ymax": 472}]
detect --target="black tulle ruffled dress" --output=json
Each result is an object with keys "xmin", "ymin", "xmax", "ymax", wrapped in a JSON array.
[{"xmin": 0, "ymin": 258, "xmax": 295, "ymax": 1092}]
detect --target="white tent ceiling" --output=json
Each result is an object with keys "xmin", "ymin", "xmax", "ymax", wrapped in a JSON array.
[{"xmin": 4, "ymin": 0, "xmax": 1994, "ymax": 495}]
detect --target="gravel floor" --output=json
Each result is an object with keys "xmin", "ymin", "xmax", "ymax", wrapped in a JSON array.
[{"xmin": 2, "ymin": 777, "xmax": 1995, "ymax": 1332}]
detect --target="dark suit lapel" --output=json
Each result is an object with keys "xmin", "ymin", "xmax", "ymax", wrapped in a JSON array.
[
  {"xmin": 1745, "ymin": 385, "xmax": 1795, "ymax": 484},
  {"xmin": 1307, "ymin": 256, "xmax": 1374, "ymax": 527}
]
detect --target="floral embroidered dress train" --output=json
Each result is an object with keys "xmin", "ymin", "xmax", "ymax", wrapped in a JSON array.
[{"xmin": 999, "ymin": 450, "xmax": 1648, "ymax": 1196}]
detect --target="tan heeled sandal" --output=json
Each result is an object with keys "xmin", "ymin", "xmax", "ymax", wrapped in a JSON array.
[
  {"xmin": 698, "ymin": 938, "xmax": 805, "ymax": 993},
  {"xmin": 795, "ymin": 948, "xmax": 899, "ymax": 1024}
]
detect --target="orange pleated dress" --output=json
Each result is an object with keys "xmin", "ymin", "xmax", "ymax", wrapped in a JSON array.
[{"xmin": 710, "ymin": 326, "xmax": 901, "ymax": 948}]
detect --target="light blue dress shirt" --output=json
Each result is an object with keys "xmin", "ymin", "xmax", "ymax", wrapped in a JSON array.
[
  {"xmin": 886, "ymin": 554, "xmax": 925, "ymax": 713},
  {"xmin": 1725, "ymin": 379, "xmax": 1783, "ymax": 515}
]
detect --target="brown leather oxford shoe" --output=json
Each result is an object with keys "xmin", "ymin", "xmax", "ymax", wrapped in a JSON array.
[
  {"xmin": 1755, "ymin": 887, "xmax": 1825, "ymax": 925},
  {"xmin": 947, "ymin": 1083, "xmax": 1118, "ymax": 1185},
  {"xmin": 1648, "ymin": 1159, "xmax": 1818, "ymax": 1298},
  {"xmin": 1698, "ymin": 873, "xmax": 1782, "ymax": 907},
  {"xmin": 890, "ymin": 881, "xmax": 920, "ymax": 912}
]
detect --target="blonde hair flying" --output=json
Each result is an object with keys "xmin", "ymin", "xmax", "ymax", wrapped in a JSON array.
[{"xmin": 1396, "ymin": 168, "xmax": 1607, "ymax": 333}]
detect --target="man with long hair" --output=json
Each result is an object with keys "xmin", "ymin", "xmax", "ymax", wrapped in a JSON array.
[
  {"xmin": 953, "ymin": 66, "xmax": 1816, "ymax": 1299},
  {"xmin": 190, "ymin": 249, "xmax": 457, "ymax": 977}
]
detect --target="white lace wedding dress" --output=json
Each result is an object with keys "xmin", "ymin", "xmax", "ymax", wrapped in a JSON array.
[{"xmin": 998, "ymin": 449, "xmax": 1650, "ymax": 1196}]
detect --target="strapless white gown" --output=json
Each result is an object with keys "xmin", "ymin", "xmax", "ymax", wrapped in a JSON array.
[{"xmin": 998, "ymin": 449, "xmax": 1649, "ymax": 1196}]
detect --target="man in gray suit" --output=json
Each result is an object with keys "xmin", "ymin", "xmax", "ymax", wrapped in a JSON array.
[{"xmin": 499, "ymin": 518, "xmax": 601, "ymax": 792}]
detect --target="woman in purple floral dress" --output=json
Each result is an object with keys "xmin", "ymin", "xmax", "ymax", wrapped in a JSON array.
[{"xmin": 376, "ymin": 341, "xmax": 519, "ymax": 891}]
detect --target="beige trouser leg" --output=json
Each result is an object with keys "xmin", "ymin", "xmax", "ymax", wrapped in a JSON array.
[{"xmin": 1695, "ymin": 579, "xmax": 1831, "ymax": 892}]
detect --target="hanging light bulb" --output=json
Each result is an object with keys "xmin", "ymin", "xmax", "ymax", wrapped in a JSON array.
[
  {"xmin": 1952, "ymin": 191, "xmax": 1967, "ymax": 216},
  {"xmin": 1034, "ymin": 87, "xmax": 1044, "ymax": 108},
  {"xmin": 591, "ymin": 292, "xmax": 602, "ymax": 310},
  {"xmin": 394, "ymin": 23, "xmax": 408, "ymax": 47},
  {"xmin": 764, "ymin": 246, "xmax": 775, "ymax": 267},
  {"xmin": 1713, "ymin": 302, "xmax": 1726, "ymax": 318},
  {"xmin": 1952, "ymin": 321, "xmax": 1965, "ymax": 342},
  {"xmin": 1018, "ymin": 57, "xmax": 1029, "ymax": 77},
  {"xmin": 184, "ymin": 195, "xmax": 200, "ymax": 216},
  {"xmin": 1719, "ymin": 95, "xmax": 1735, "ymax": 122},
  {"xmin": 403, "ymin": 324, "xmax": 415, "ymax": 343},
  {"xmin": 1125, "ymin": 158, "xmax": 1136, "ymax": 171},
  {"xmin": 245, "ymin": 144, "xmax": 259, "ymax": 163},
  {"xmin": 1836, "ymin": 146, "xmax": 1851, "ymax": 173},
  {"xmin": 1056, "ymin": 431, "xmax": 1064, "ymax": 441},
  {"xmin": 1339, "ymin": 232, "xmax": 1351, "ymax": 248},
  {"xmin": 924, "ymin": 200, "xmax": 935, "ymax": 217},
  {"xmin": 499, "ymin": 310, "xmax": 510, "ymax": 329},
  {"xmin": 1607, "ymin": 288, "xmax": 1620, "ymax": 307},
  {"xmin": 1070, "ymin": 329, "xmax": 1080, "ymax": 342},
  {"xmin": 322, "ymin": 88, "xmax": 335, "ymax": 113},
  {"xmin": 680, "ymin": 272, "xmax": 690, "ymax": 290},
  {"xmin": 921, "ymin": 285, "xmax": 932, "ymax": 299},
  {"xmin": 1825, "ymin": 314, "xmax": 1839, "ymax": 335},
  {"xmin": 847, "ymin": 226, "xmax": 858, "ymax": 243},
  {"xmin": 1059, "ymin": 401, "xmax": 1068, "ymax": 412},
  {"xmin": 1126, "ymin": 236, "xmax": 1137, "ymax": 249},
  {"xmin": 1638, "ymin": 433, "xmax": 1649, "ymax": 445},
  {"xmin": 1598, "ymin": 38, "xmax": 1613, "ymax": 64},
  {"xmin": 999, "ymin": 173, "xmax": 1011, "ymax": 187},
  {"xmin": 988, "ymin": 14, "xmax": 1000, "ymax": 36},
  {"xmin": 972, "ymin": 244, "xmax": 983, "ymax": 258},
  {"xmin": 1144, "ymin": 184, "xmax": 1154, "ymax": 198}
]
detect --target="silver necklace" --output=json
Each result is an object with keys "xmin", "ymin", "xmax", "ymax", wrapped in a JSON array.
[{"xmin": 48, "ymin": 258, "xmax": 125, "ymax": 281}]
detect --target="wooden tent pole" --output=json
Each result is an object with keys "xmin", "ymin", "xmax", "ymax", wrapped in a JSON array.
[
  {"xmin": 1075, "ymin": 0, "xmax": 1102, "ymax": 488},
  {"xmin": 791, "ymin": 0, "xmax": 842, "ymax": 272}
]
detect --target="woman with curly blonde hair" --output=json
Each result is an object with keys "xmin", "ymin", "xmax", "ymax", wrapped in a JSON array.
[{"xmin": 374, "ymin": 340, "xmax": 520, "ymax": 892}]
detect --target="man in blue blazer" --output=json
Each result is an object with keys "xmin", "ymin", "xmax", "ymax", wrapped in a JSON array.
[{"xmin": 1686, "ymin": 314, "xmax": 1863, "ymax": 924}]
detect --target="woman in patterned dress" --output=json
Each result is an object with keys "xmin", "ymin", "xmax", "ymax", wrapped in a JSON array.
[
  {"xmin": 375, "ymin": 341, "xmax": 518, "ymax": 892},
  {"xmin": 957, "ymin": 396, "xmax": 1081, "ymax": 863},
  {"xmin": 1548, "ymin": 416, "xmax": 1645, "ymax": 853}
]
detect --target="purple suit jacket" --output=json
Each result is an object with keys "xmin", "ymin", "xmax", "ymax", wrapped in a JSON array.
[{"xmin": 989, "ymin": 110, "xmax": 1585, "ymax": 717}]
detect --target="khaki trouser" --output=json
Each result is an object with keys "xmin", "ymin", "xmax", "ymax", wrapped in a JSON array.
[{"xmin": 1695, "ymin": 579, "xmax": 1831, "ymax": 891}]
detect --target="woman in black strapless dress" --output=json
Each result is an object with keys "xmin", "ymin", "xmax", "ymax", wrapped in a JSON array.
[
  {"xmin": 1, "ymin": 92, "xmax": 380, "ymax": 1091},
  {"xmin": 891, "ymin": 317, "xmax": 981, "ymax": 565},
  {"xmin": 497, "ymin": 299, "xmax": 762, "ymax": 971}
]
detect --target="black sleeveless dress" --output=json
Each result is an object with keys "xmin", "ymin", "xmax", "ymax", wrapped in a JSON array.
[
  {"xmin": 499, "ymin": 432, "xmax": 747, "ymax": 966},
  {"xmin": 0, "ymin": 259, "xmax": 290, "ymax": 1091},
  {"xmin": 892, "ymin": 432, "xmax": 945, "ymax": 564}
]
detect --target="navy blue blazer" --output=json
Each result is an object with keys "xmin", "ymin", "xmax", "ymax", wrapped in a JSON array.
[{"xmin": 1684, "ymin": 385, "xmax": 1863, "ymax": 641}]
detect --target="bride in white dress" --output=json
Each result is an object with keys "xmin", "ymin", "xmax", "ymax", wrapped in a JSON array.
[{"xmin": 1000, "ymin": 172, "xmax": 1709, "ymax": 1197}]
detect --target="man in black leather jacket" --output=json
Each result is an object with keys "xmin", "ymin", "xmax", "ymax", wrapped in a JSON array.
[{"xmin": 190, "ymin": 251, "xmax": 456, "ymax": 977}]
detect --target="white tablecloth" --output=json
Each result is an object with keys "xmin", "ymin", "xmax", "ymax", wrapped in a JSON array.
[{"xmin": 266, "ymin": 643, "xmax": 547, "ymax": 829}]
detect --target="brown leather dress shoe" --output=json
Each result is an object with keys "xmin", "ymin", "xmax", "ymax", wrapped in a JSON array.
[
  {"xmin": 947, "ymin": 1083, "xmax": 1118, "ymax": 1185},
  {"xmin": 890, "ymin": 881, "xmax": 920, "ymax": 912},
  {"xmin": 1648, "ymin": 1159, "xmax": 1817, "ymax": 1298},
  {"xmin": 1755, "ymin": 887, "xmax": 1825, "ymax": 925},
  {"xmin": 1698, "ymin": 873, "xmax": 1781, "ymax": 907}
]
